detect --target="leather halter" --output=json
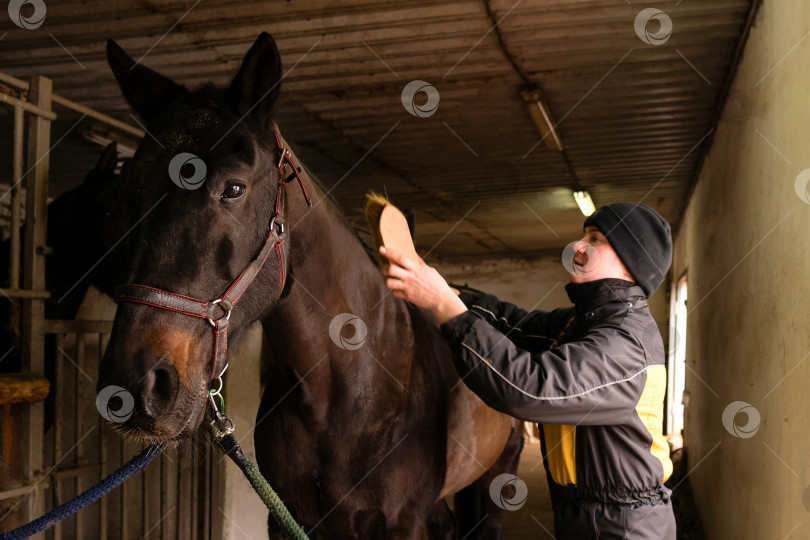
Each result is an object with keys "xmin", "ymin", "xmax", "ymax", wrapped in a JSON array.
[{"xmin": 114, "ymin": 124, "xmax": 312, "ymax": 381}]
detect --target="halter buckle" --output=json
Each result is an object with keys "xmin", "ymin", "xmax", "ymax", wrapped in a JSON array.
[
  {"xmin": 207, "ymin": 298, "xmax": 232, "ymax": 327},
  {"xmin": 277, "ymin": 148, "xmax": 290, "ymax": 171}
]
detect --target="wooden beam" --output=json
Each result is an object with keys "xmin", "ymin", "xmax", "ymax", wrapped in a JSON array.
[
  {"xmin": 21, "ymin": 74, "xmax": 51, "ymax": 534},
  {"xmin": 0, "ymin": 375, "xmax": 50, "ymax": 405},
  {"xmin": 0, "ymin": 289, "xmax": 51, "ymax": 299},
  {"xmin": 43, "ymin": 319, "xmax": 113, "ymax": 335}
]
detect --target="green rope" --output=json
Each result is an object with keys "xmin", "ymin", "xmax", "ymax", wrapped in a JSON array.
[
  {"xmin": 207, "ymin": 422, "xmax": 310, "ymax": 540},
  {"xmin": 208, "ymin": 389, "xmax": 225, "ymax": 415}
]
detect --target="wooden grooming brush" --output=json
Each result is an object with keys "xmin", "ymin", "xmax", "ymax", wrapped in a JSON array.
[
  {"xmin": 365, "ymin": 192, "xmax": 419, "ymax": 268},
  {"xmin": 365, "ymin": 192, "xmax": 459, "ymax": 294}
]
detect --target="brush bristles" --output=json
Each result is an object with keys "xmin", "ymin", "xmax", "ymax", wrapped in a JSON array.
[{"xmin": 364, "ymin": 190, "xmax": 390, "ymax": 251}]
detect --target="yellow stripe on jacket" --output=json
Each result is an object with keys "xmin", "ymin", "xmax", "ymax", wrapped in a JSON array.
[
  {"xmin": 541, "ymin": 365, "xmax": 672, "ymax": 486},
  {"xmin": 542, "ymin": 424, "xmax": 577, "ymax": 485},
  {"xmin": 636, "ymin": 365, "xmax": 673, "ymax": 482}
]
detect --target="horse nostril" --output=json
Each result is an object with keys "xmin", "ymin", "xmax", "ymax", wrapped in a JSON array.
[{"xmin": 140, "ymin": 365, "xmax": 179, "ymax": 418}]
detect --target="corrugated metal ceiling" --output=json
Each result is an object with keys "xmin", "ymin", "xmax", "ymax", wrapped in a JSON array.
[{"xmin": 0, "ymin": 0, "xmax": 754, "ymax": 259}]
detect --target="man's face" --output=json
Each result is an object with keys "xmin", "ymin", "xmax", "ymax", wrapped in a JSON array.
[{"xmin": 569, "ymin": 226, "xmax": 634, "ymax": 284}]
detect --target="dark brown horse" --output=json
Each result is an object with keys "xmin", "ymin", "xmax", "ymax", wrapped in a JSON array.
[
  {"xmin": 98, "ymin": 33, "xmax": 523, "ymax": 539},
  {"xmin": 0, "ymin": 142, "xmax": 126, "ymax": 373}
]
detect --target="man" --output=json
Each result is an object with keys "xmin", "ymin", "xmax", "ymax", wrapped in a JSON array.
[{"xmin": 381, "ymin": 202, "xmax": 676, "ymax": 539}]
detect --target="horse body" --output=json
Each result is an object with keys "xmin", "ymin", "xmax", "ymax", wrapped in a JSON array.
[
  {"xmin": 98, "ymin": 33, "xmax": 522, "ymax": 539},
  {"xmin": 257, "ymin": 192, "xmax": 517, "ymax": 537}
]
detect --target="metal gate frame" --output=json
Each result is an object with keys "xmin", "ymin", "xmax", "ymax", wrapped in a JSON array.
[
  {"xmin": 0, "ymin": 72, "xmax": 55, "ymax": 535},
  {"xmin": 0, "ymin": 70, "xmax": 223, "ymax": 539}
]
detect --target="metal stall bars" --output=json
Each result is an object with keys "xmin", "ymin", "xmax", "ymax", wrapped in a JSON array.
[
  {"xmin": 0, "ymin": 71, "xmax": 218, "ymax": 539},
  {"xmin": 0, "ymin": 73, "xmax": 55, "ymax": 538}
]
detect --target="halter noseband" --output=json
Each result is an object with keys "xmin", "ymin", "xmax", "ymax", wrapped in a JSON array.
[{"xmin": 114, "ymin": 124, "xmax": 312, "ymax": 381}]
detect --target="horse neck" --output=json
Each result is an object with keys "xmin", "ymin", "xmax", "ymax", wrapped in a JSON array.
[
  {"xmin": 44, "ymin": 193, "xmax": 93, "ymax": 318},
  {"xmin": 262, "ymin": 183, "xmax": 414, "ymax": 376}
]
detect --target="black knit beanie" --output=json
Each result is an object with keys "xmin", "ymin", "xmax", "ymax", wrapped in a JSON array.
[{"xmin": 583, "ymin": 203, "xmax": 672, "ymax": 297}]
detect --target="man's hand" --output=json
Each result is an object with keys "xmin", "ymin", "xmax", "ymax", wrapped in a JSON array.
[{"xmin": 380, "ymin": 246, "xmax": 467, "ymax": 324}]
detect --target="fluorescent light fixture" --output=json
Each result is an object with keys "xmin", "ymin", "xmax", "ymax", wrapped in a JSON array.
[
  {"xmin": 573, "ymin": 190, "xmax": 596, "ymax": 216},
  {"xmin": 520, "ymin": 89, "xmax": 563, "ymax": 152}
]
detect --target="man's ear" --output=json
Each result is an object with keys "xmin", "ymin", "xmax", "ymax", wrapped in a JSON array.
[
  {"xmin": 107, "ymin": 39, "xmax": 187, "ymax": 119},
  {"xmin": 221, "ymin": 32, "xmax": 282, "ymax": 131}
]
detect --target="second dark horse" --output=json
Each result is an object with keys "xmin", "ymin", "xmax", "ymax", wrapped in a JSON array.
[{"xmin": 98, "ymin": 33, "xmax": 523, "ymax": 539}]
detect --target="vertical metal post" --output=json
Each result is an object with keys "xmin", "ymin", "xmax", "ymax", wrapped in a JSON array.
[
  {"xmin": 141, "ymin": 458, "xmax": 148, "ymax": 537},
  {"xmin": 204, "ymin": 447, "xmax": 212, "ymax": 539},
  {"xmin": 190, "ymin": 444, "xmax": 199, "ymax": 537},
  {"xmin": 21, "ymin": 74, "xmax": 51, "ymax": 537},
  {"xmin": 120, "ymin": 439, "xmax": 128, "ymax": 540},
  {"xmin": 98, "ymin": 333, "xmax": 108, "ymax": 539},
  {"xmin": 74, "ymin": 334, "xmax": 85, "ymax": 537},
  {"xmin": 53, "ymin": 333, "xmax": 63, "ymax": 540},
  {"xmin": 10, "ymin": 105, "xmax": 24, "ymax": 289},
  {"xmin": 181, "ymin": 443, "xmax": 194, "ymax": 538},
  {"xmin": 160, "ymin": 454, "xmax": 169, "ymax": 539}
]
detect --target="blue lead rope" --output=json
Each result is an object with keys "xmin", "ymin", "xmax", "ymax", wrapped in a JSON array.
[{"xmin": 0, "ymin": 445, "xmax": 162, "ymax": 540}]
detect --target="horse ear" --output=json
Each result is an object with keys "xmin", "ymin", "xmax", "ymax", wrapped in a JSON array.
[
  {"xmin": 221, "ymin": 32, "xmax": 282, "ymax": 130},
  {"xmin": 106, "ymin": 39, "xmax": 186, "ymax": 119},
  {"xmin": 85, "ymin": 142, "xmax": 118, "ymax": 187},
  {"xmin": 96, "ymin": 142, "xmax": 119, "ymax": 179}
]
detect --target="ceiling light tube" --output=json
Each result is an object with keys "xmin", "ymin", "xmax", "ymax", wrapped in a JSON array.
[
  {"xmin": 573, "ymin": 190, "xmax": 596, "ymax": 216},
  {"xmin": 520, "ymin": 89, "xmax": 563, "ymax": 152}
]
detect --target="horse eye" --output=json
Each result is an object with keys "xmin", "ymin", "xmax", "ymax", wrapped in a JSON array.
[{"xmin": 222, "ymin": 184, "xmax": 245, "ymax": 199}]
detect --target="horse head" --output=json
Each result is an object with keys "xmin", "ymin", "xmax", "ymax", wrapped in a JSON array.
[
  {"xmin": 97, "ymin": 33, "xmax": 297, "ymax": 443},
  {"xmin": 45, "ymin": 141, "xmax": 128, "ymax": 309}
]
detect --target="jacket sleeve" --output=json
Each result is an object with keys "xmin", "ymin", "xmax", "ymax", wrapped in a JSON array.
[
  {"xmin": 440, "ymin": 310, "xmax": 647, "ymax": 425},
  {"xmin": 450, "ymin": 284, "xmax": 569, "ymax": 349}
]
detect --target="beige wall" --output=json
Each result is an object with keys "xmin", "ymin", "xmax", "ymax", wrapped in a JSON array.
[
  {"xmin": 434, "ymin": 255, "xmax": 573, "ymax": 310},
  {"xmin": 672, "ymin": 1, "xmax": 810, "ymax": 537},
  {"xmin": 434, "ymin": 253, "xmax": 670, "ymax": 325},
  {"xmin": 219, "ymin": 324, "xmax": 270, "ymax": 539}
]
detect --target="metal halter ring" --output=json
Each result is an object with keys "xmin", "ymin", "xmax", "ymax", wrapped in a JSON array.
[
  {"xmin": 208, "ymin": 373, "xmax": 226, "ymax": 414},
  {"xmin": 208, "ymin": 368, "xmax": 234, "ymax": 437},
  {"xmin": 207, "ymin": 298, "xmax": 232, "ymax": 327},
  {"xmin": 209, "ymin": 374, "xmax": 224, "ymax": 396},
  {"xmin": 269, "ymin": 216, "xmax": 284, "ymax": 235}
]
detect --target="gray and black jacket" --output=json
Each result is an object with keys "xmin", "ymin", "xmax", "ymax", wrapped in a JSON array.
[{"xmin": 441, "ymin": 278, "xmax": 672, "ymax": 505}]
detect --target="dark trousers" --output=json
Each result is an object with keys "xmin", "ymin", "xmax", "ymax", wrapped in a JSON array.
[{"xmin": 550, "ymin": 484, "xmax": 676, "ymax": 539}]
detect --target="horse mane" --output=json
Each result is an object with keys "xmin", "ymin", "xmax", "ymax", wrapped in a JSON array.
[{"xmin": 297, "ymin": 160, "xmax": 377, "ymax": 263}]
